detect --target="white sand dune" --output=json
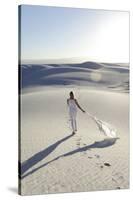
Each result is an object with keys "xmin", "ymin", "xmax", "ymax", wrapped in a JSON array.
[
  {"xmin": 20, "ymin": 86, "xmax": 129, "ymax": 195},
  {"xmin": 21, "ymin": 62, "xmax": 129, "ymax": 92}
]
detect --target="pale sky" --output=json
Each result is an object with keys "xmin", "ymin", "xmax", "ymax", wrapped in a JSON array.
[{"xmin": 20, "ymin": 5, "xmax": 129, "ymax": 63}]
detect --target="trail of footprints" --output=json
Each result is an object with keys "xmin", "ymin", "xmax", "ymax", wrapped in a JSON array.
[{"xmin": 75, "ymin": 136, "xmax": 125, "ymax": 190}]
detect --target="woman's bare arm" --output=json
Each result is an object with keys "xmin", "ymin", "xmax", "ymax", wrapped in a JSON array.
[
  {"xmin": 75, "ymin": 99, "xmax": 85, "ymax": 113},
  {"xmin": 67, "ymin": 99, "xmax": 69, "ymax": 106}
]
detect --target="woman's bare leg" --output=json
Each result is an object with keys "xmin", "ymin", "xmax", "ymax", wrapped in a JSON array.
[
  {"xmin": 71, "ymin": 119, "xmax": 76, "ymax": 134},
  {"xmin": 71, "ymin": 119, "xmax": 74, "ymax": 131},
  {"xmin": 74, "ymin": 119, "xmax": 77, "ymax": 132}
]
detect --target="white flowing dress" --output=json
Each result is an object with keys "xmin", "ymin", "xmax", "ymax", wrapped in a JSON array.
[{"xmin": 68, "ymin": 99, "xmax": 77, "ymax": 131}]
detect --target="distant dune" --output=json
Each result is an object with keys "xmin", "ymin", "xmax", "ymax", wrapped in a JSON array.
[{"xmin": 20, "ymin": 61, "xmax": 129, "ymax": 93}]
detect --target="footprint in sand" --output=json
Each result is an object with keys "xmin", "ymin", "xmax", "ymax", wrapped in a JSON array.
[
  {"xmin": 76, "ymin": 143, "xmax": 80, "ymax": 148},
  {"xmin": 96, "ymin": 162, "xmax": 104, "ymax": 168},
  {"xmin": 88, "ymin": 156, "xmax": 93, "ymax": 159},
  {"xmin": 94, "ymin": 154, "xmax": 102, "ymax": 167},
  {"xmin": 75, "ymin": 139, "xmax": 91, "ymax": 157},
  {"xmin": 104, "ymin": 162, "xmax": 111, "ymax": 167},
  {"xmin": 76, "ymin": 141, "xmax": 80, "ymax": 145},
  {"xmin": 95, "ymin": 154, "xmax": 100, "ymax": 159},
  {"xmin": 76, "ymin": 142, "xmax": 81, "ymax": 148},
  {"xmin": 76, "ymin": 138, "xmax": 82, "ymax": 148},
  {"xmin": 95, "ymin": 155, "xmax": 111, "ymax": 169}
]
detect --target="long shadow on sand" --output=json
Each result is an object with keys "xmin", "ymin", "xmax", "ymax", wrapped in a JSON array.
[
  {"xmin": 19, "ymin": 133, "xmax": 74, "ymax": 177},
  {"xmin": 20, "ymin": 137, "xmax": 119, "ymax": 179}
]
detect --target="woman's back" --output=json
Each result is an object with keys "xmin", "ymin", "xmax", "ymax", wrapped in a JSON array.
[{"xmin": 68, "ymin": 98, "xmax": 77, "ymax": 110}]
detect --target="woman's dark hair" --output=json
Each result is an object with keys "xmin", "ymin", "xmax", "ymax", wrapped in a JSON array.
[
  {"xmin": 70, "ymin": 91, "xmax": 74, "ymax": 96},
  {"xmin": 69, "ymin": 91, "xmax": 74, "ymax": 99}
]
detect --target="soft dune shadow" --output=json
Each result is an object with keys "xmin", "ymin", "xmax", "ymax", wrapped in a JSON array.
[
  {"xmin": 21, "ymin": 62, "xmax": 102, "ymax": 88},
  {"xmin": 21, "ymin": 137, "xmax": 119, "ymax": 179},
  {"xmin": 19, "ymin": 133, "xmax": 74, "ymax": 176}
]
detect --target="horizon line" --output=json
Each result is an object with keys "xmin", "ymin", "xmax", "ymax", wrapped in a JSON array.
[{"xmin": 20, "ymin": 58, "xmax": 129, "ymax": 65}]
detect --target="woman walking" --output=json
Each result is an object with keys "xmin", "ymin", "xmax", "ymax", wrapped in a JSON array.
[{"xmin": 67, "ymin": 91, "xmax": 85, "ymax": 134}]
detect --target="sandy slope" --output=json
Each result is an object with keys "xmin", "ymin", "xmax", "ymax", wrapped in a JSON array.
[{"xmin": 20, "ymin": 86, "xmax": 129, "ymax": 195}]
